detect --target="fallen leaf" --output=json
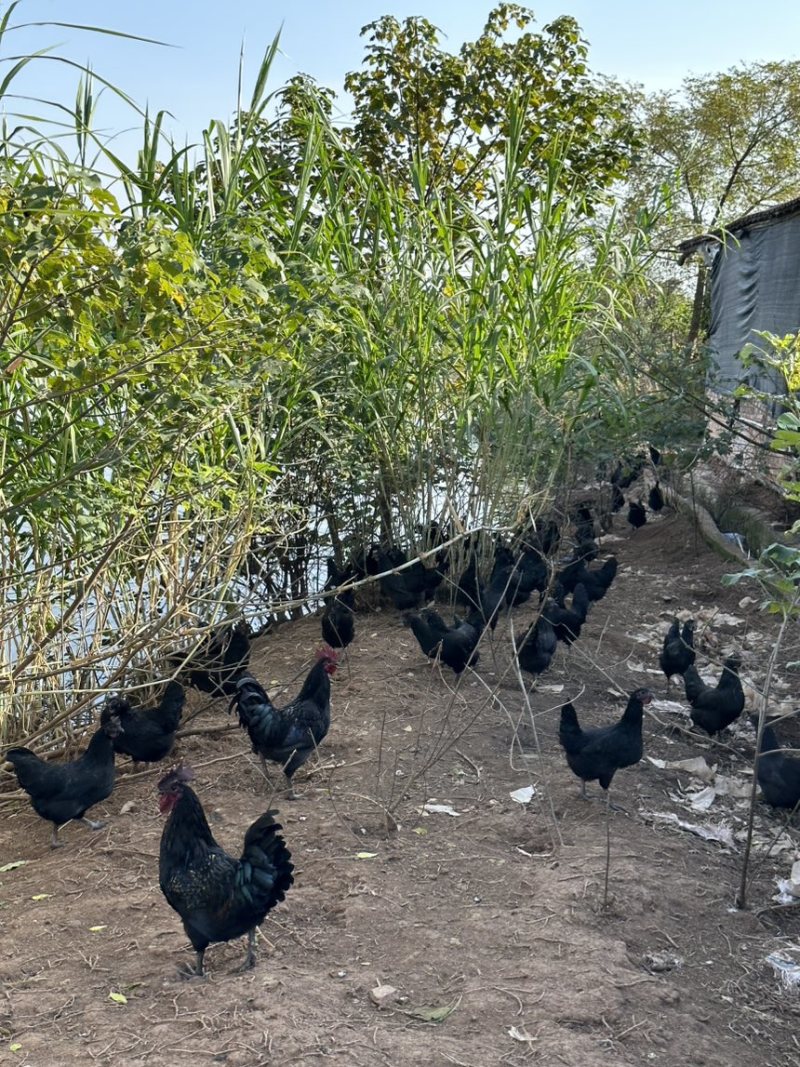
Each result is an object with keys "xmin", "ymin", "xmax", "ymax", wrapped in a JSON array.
[
  {"xmin": 411, "ymin": 827, "xmax": 427, "ymax": 836},
  {"xmin": 31, "ymin": 894, "xmax": 50, "ymax": 901},
  {"xmin": 405, "ymin": 998, "xmax": 460, "ymax": 1022},
  {"xmin": 0, "ymin": 861, "xmax": 27, "ymax": 873},
  {"xmin": 355, "ymin": 852, "xmax": 377, "ymax": 859},
  {"xmin": 89, "ymin": 925, "xmax": 107, "ymax": 932},
  {"xmin": 108, "ymin": 992, "xmax": 128, "ymax": 1004},
  {"xmin": 9, "ymin": 1044, "xmax": 22, "ymax": 1053}
]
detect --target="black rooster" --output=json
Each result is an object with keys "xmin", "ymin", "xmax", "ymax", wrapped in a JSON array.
[
  {"xmin": 229, "ymin": 649, "xmax": 339, "ymax": 797},
  {"xmin": 5, "ymin": 717, "xmax": 121, "ymax": 847},
  {"xmin": 559, "ymin": 688, "xmax": 653, "ymax": 800},
  {"xmin": 683, "ymin": 655, "xmax": 744, "ymax": 735},
  {"xmin": 515, "ymin": 616, "xmax": 557, "ymax": 678},
  {"xmin": 101, "ymin": 680, "xmax": 185, "ymax": 766},
  {"xmin": 404, "ymin": 610, "xmax": 480, "ymax": 674},
  {"xmin": 158, "ymin": 766, "xmax": 294, "ymax": 976},
  {"xmin": 753, "ymin": 720, "xmax": 800, "ymax": 810},
  {"xmin": 658, "ymin": 618, "xmax": 695, "ymax": 693}
]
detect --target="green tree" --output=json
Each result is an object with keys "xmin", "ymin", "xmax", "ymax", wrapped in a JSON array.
[
  {"xmin": 624, "ymin": 61, "xmax": 800, "ymax": 344},
  {"xmin": 335, "ymin": 4, "xmax": 637, "ymax": 208}
]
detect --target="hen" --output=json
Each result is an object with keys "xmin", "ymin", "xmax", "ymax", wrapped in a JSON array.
[
  {"xmin": 753, "ymin": 720, "xmax": 800, "ymax": 810},
  {"xmin": 366, "ymin": 544, "xmax": 444, "ymax": 610},
  {"xmin": 627, "ymin": 500, "xmax": 647, "ymax": 530},
  {"xmin": 558, "ymin": 688, "xmax": 653, "ymax": 800},
  {"xmin": 515, "ymin": 616, "xmax": 557, "ymax": 677},
  {"xmin": 658, "ymin": 618, "xmax": 695, "ymax": 693},
  {"xmin": 229, "ymin": 649, "xmax": 338, "ymax": 797},
  {"xmin": 101, "ymin": 680, "xmax": 185, "ymax": 766},
  {"xmin": 544, "ymin": 583, "xmax": 589, "ymax": 646},
  {"xmin": 404, "ymin": 610, "xmax": 480, "ymax": 674},
  {"xmin": 321, "ymin": 590, "xmax": 355, "ymax": 650},
  {"xmin": 683, "ymin": 655, "xmax": 744, "ymax": 735},
  {"xmin": 5, "ymin": 717, "xmax": 121, "ymax": 847},
  {"xmin": 173, "ymin": 620, "xmax": 251, "ymax": 696},
  {"xmin": 158, "ymin": 766, "xmax": 294, "ymax": 976},
  {"xmin": 648, "ymin": 482, "xmax": 664, "ymax": 512},
  {"xmin": 558, "ymin": 557, "xmax": 617, "ymax": 603}
]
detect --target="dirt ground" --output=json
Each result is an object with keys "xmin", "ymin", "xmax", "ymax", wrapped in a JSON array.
[{"xmin": 2, "ymin": 508, "xmax": 800, "ymax": 1067}]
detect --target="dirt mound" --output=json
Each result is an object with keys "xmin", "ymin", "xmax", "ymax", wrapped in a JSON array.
[{"xmin": 2, "ymin": 509, "xmax": 800, "ymax": 1066}]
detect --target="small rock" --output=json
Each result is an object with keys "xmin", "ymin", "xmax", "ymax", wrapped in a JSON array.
[{"xmin": 369, "ymin": 984, "xmax": 397, "ymax": 1007}]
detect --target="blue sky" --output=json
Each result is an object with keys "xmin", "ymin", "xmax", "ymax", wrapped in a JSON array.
[{"xmin": 2, "ymin": 1, "xmax": 799, "ymax": 161}]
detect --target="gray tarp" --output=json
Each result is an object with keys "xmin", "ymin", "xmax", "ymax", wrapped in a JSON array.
[{"xmin": 708, "ymin": 212, "xmax": 800, "ymax": 396}]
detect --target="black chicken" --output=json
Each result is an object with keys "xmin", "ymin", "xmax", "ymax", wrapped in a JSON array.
[
  {"xmin": 503, "ymin": 547, "xmax": 548, "ymax": 607},
  {"xmin": 544, "ymin": 583, "xmax": 589, "ymax": 646},
  {"xmin": 574, "ymin": 503, "xmax": 596, "ymax": 544},
  {"xmin": 648, "ymin": 482, "xmax": 665, "ymax": 512},
  {"xmin": 515, "ymin": 616, "xmax": 557, "ymax": 677},
  {"xmin": 229, "ymin": 649, "xmax": 339, "ymax": 797},
  {"xmin": 5, "ymin": 717, "xmax": 121, "ymax": 847},
  {"xmin": 683, "ymin": 655, "xmax": 744, "ymax": 735},
  {"xmin": 321, "ymin": 590, "xmax": 355, "ymax": 650},
  {"xmin": 610, "ymin": 484, "xmax": 625, "ymax": 513},
  {"xmin": 558, "ymin": 557, "xmax": 617, "ymax": 603},
  {"xmin": 627, "ymin": 500, "xmax": 647, "ymax": 530},
  {"xmin": 173, "ymin": 620, "xmax": 251, "ymax": 696},
  {"xmin": 158, "ymin": 766, "xmax": 294, "ymax": 976},
  {"xmin": 558, "ymin": 688, "xmax": 653, "ymax": 800},
  {"xmin": 753, "ymin": 720, "xmax": 800, "ymax": 810},
  {"xmin": 367, "ymin": 544, "xmax": 444, "ymax": 610},
  {"xmin": 404, "ymin": 610, "xmax": 480, "ymax": 674},
  {"xmin": 101, "ymin": 680, "xmax": 185, "ymax": 766},
  {"xmin": 658, "ymin": 618, "xmax": 695, "ymax": 693}
]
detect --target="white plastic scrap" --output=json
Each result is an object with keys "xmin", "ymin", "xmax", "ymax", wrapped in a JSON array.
[
  {"xmin": 647, "ymin": 811, "xmax": 737, "ymax": 849},
  {"xmin": 421, "ymin": 801, "xmax": 461, "ymax": 817},
  {"xmin": 649, "ymin": 699, "xmax": 691, "ymax": 716},
  {"xmin": 766, "ymin": 950, "xmax": 800, "ymax": 992},
  {"xmin": 509, "ymin": 785, "xmax": 536, "ymax": 805},
  {"xmin": 647, "ymin": 756, "xmax": 716, "ymax": 782}
]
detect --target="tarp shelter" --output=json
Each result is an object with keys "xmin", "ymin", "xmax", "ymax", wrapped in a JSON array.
[{"xmin": 678, "ymin": 196, "xmax": 800, "ymax": 398}]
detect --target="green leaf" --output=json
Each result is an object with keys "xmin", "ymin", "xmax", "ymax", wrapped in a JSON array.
[
  {"xmin": 108, "ymin": 992, "xmax": 128, "ymax": 1004},
  {"xmin": 0, "ymin": 862, "xmax": 27, "ymax": 873}
]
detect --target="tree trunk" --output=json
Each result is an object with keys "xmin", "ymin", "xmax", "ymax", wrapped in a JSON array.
[{"xmin": 686, "ymin": 262, "xmax": 707, "ymax": 348}]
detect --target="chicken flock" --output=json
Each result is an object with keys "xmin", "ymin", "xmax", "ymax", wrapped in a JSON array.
[{"xmin": 4, "ymin": 452, "xmax": 799, "ymax": 977}]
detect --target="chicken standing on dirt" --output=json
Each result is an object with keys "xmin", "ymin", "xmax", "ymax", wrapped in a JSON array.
[
  {"xmin": 157, "ymin": 765, "xmax": 294, "ymax": 977},
  {"xmin": 515, "ymin": 616, "xmax": 557, "ymax": 678},
  {"xmin": 321, "ymin": 589, "xmax": 355, "ymax": 650},
  {"xmin": 543, "ymin": 583, "xmax": 589, "ymax": 647},
  {"xmin": 682, "ymin": 655, "xmax": 744, "ymax": 736},
  {"xmin": 753, "ymin": 720, "xmax": 800, "ymax": 810},
  {"xmin": 558, "ymin": 688, "xmax": 653, "ymax": 801},
  {"xmin": 404, "ymin": 610, "xmax": 480, "ymax": 674},
  {"xmin": 101, "ymin": 680, "xmax": 185, "ymax": 766},
  {"xmin": 5, "ymin": 717, "xmax": 122, "ymax": 847},
  {"xmin": 627, "ymin": 500, "xmax": 647, "ymax": 530},
  {"xmin": 172, "ymin": 620, "xmax": 251, "ymax": 697},
  {"xmin": 658, "ymin": 618, "xmax": 695, "ymax": 693},
  {"xmin": 229, "ymin": 648, "xmax": 339, "ymax": 797}
]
